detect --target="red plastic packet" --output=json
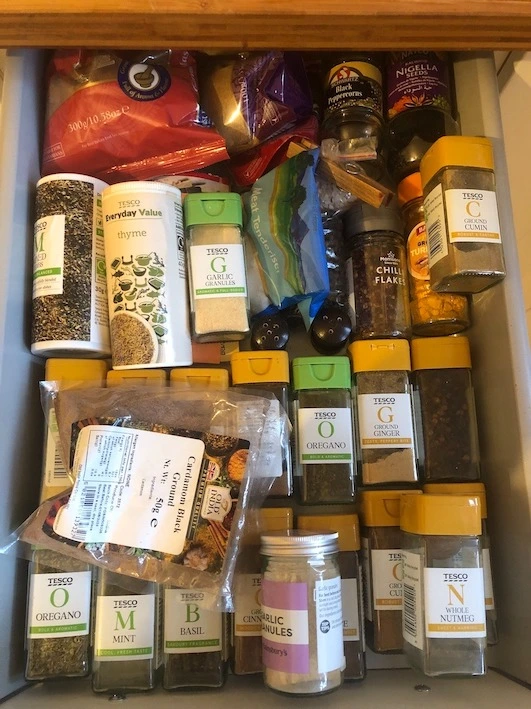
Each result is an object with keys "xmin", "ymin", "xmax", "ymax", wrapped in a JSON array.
[{"xmin": 42, "ymin": 50, "xmax": 228, "ymax": 182}]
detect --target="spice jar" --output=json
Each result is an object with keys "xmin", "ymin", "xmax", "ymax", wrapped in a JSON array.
[
  {"xmin": 232, "ymin": 507, "xmax": 293, "ymax": 675},
  {"xmin": 107, "ymin": 369, "xmax": 167, "ymax": 387},
  {"xmin": 92, "ymin": 570, "xmax": 159, "ymax": 694},
  {"xmin": 184, "ymin": 193, "xmax": 250, "ymax": 342},
  {"xmin": 170, "ymin": 367, "xmax": 229, "ymax": 389},
  {"xmin": 293, "ymin": 356, "xmax": 356, "ymax": 504},
  {"xmin": 401, "ymin": 494, "xmax": 487, "ymax": 677},
  {"xmin": 260, "ymin": 531, "xmax": 344, "ymax": 696},
  {"xmin": 359, "ymin": 490, "xmax": 422, "ymax": 653},
  {"xmin": 398, "ymin": 173, "xmax": 469, "ymax": 336},
  {"xmin": 231, "ymin": 351, "xmax": 292, "ymax": 497},
  {"xmin": 420, "ymin": 136, "xmax": 506, "ymax": 293},
  {"xmin": 423, "ymin": 483, "xmax": 497, "ymax": 645},
  {"xmin": 349, "ymin": 340, "xmax": 418, "ymax": 486},
  {"xmin": 345, "ymin": 199, "xmax": 411, "ymax": 340},
  {"xmin": 411, "ymin": 336, "xmax": 480, "ymax": 482},
  {"xmin": 298, "ymin": 514, "xmax": 365, "ymax": 681},
  {"xmin": 162, "ymin": 588, "xmax": 227, "ymax": 689}
]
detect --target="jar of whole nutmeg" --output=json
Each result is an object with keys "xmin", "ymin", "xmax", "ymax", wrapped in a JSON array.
[{"xmin": 398, "ymin": 173, "xmax": 469, "ymax": 336}]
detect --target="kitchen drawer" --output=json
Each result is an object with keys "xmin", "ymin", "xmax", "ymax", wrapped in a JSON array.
[{"xmin": 0, "ymin": 49, "xmax": 529, "ymax": 705}]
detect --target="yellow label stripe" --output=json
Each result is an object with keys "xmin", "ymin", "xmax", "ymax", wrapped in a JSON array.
[
  {"xmin": 375, "ymin": 598, "xmax": 401, "ymax": 606},
  {"xmin": 428, "ymin": 623, "xmax": 485, "ymax": 633},
  {"xmin": 362, "ymin": 438, "xmax": 412, "ymax": 446}
]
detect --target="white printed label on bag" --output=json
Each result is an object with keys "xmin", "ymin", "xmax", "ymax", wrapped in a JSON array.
[
  {"xmin": 424, "ymin": 567, "xmax": 486, "ymax": 638},
  {"xmin": 357, "ymin": 393, "xmax": 414, "ymax": 449},
  {"xmin": 164, "ymin": 589, "xmax": 222, "ymax": 654},
  {"xmin": 341, "ymin": 578, "xmax": 360, "ymax": 641},
  {"xmin": 371, "ymin": 549, "xmax": 403, "ymax": 610},
  {"xmin": 297, "ymin": 408, "xmax": 354, "ymax": 464},
  {"xmin": 44, "ymin": 409, "xmax": 70, "ymax": 489},
  {"xmin": 95, "ymin": 594, "xmax": 155, "ymax": 660},
  {"xmin": 445, "ymin": 189, "xmax": 501, "ymax": 243},
  {"xmin": 190, "ymin": 244, "xmax": 247, "ymax": 299},
  {"xmin": 424, "ymin": 183, "xmax": 449, "ymax": 268},
  {"xmin": 28, "ymin": 571, "xmax": 91, "ymax": 638},
  {"xmin": 53, "ymin": 425, "xmax": 205, "ymax": 555},
  {"xmin": 315, "ymin": 576, "xmax": 345, "ymax": 673},
  {"xmin": 33, "ymin": 215, "xmax": 65, "ymax": 298},
  {"xmin": 402, "ymin": 551, "xmax": 424, "ymax": 650}
]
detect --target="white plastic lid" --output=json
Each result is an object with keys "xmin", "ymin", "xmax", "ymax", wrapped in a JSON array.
[
  {"xmin": 102, "ymin": 181, "xmax": 181, "ymax": 199},
  {"xmin": 260, "ymin": 530, "xmax": 339, "ymax": 556}
]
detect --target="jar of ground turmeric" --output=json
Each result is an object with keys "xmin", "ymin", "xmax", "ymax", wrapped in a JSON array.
[{"xmin": 398, "ymin": 173, "xmax": 469, "ymax": 336}]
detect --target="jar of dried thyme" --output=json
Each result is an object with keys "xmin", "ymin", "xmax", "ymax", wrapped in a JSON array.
[
  {"xmin": 420, "ymin": 136, "xmax": 506, "ymax": 293},
  {"xmin": 349, "ymin": 339, "xmax": 418, "ymax": 486}
]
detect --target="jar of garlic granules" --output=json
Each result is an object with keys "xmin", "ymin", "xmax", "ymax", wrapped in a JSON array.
[{"xmin": 260, "ymin": 531, "xmax": 345, "ymax": 696}]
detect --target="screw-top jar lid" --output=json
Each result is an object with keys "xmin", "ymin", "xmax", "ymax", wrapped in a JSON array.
[
  {"xmin": 298, "ymin": 514, "xmax": 360, "ymax": 551},
  {"xmin": 184, "ymin": 192, "xmax": 243, "ymax": 227},
  {"xmin": 411, "ymin": 336, "xmax": 472, "ymax": 370},
  {"xmin": 292, "ymin": 356, "xmax": 351, "ymax": 390},
  {"xmin": 344, "ymin": 198, "xmax": 403, "ymax": 240},
  {"xmin": 46, "ymin": 358, "xmax": 109, "ymax": 383},
  {"xmin": 359, "ymin": 489, "xmax": 423, "ymax": 527},
  {"xmin": 107, "ymin": 369, "xmax": 167, "ymax": 387},
  {"xmin": 349, "ymin": 339, "xmax": 411, "ymax": 373},
  {"xmin": 397, "ymin": 172, "xmax": 422, "ymax": 206},
  {"xmin": 260, "ymin": 507, "xmax": 294, "ymax": 533},
  {"xmin": 261, "ymin": 530, "xmax": 339, "ymax": 556},
  {"xmin": 420, "ymin": 136, "xmax": 495, "ymax": 189},
  {"xmin": 424, "ymin": 483, "xmax": 487, "ymax": 519},
  {"xmin": 231, "ymin": 351, "xmax": 289, "ymax": 385},
  {"xmin": 400, "ymin": 493, "xmax": 482, "ymax": 536},
  {"xmin": 170, "ymin": 367, "xmax": 229, "ymax": 389}
]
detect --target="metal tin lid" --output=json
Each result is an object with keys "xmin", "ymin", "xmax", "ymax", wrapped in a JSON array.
[
  {"xmin": 260, "ymin": 530, "xmax": 339, "ymax": 556},
  {"xmin": 344, "ymin": 197, "xmax": 404, "ymax": 239}
]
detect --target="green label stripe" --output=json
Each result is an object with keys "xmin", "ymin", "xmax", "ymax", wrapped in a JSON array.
[
  {"xmin": 195, "ymin": 287, "xmax": 246, "ymax": 295},
  {"xmin": 302, "ymin": 453, "xmax": 352, "ymax": 461},
  {"xmin": 34, "ymin": 267, "xmax": 61, "ymax": 279},
  {"xmin": 30, "ymin": 623, "xmax": 86, "ymax": 634},
  {"xmin": 165, "ymin": 639, "xmax": 220, "ymax": 649},
  {"xmin": 97, "ymin": 647, "xmax": 152, "ymax": 657}
]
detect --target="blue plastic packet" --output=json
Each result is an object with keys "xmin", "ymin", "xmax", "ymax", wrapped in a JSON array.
[{"xmin": 243, "ymin": 149, "xmax": 329, "ymax": 321}]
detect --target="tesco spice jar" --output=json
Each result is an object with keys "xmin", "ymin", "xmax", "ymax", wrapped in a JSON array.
[
  {"xmin": 260, "ymin": 531, "xmax": 344, "ymax": 696},
  {"xmin": 400, "ymin": 494, "xmax": 487, "ymax": 677},
  {"xmin": 232, "ymin": 507, "xmax": 293, "ymax": 676},
  {"xmin": 345, "ymin": 199, "xmax": 411, "ymax": 340},
  {"xmin": 411, "ymin": 336, "xmax": 480, "ymax": 482},
  {"xmin": 420, "ymin": 136, "xmax": 506, "ymax": 293},
  {"xmin": 349, "ymin": 340, "xmax": 418, "ymax": 486},
  {"xmin": 184, "ymin": 193, "xmax": 250, "ymax": 342},
  {"xmin": 170, "ymin": 368, "xmax": 229, "ymax": 389},
  {"xmin": 359, "ymin": 490, "xmax": 422, "ymax": 653},
  {"xmin": 397, "ymin": 172, "xmax": 469, "ymax": 336},
  {"xmin": 231, "ymin": 351, "xmax": 292, "ymax": 497},
  {"xmin": 423, "ymin": 483, "xmax": 497, "ymax": 645},
  {"xmin": 102, "ymin": 181, "xmax": 193, "ymax": 370},
  {"xmin": 298, "ymin": 514, "xmax": 365, "ymax": 681},
  {"xmin": 293, "ymin": 357, "xmax": 356, "ymax": 504}
]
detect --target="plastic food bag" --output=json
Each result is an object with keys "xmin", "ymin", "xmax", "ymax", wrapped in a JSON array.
[
  {"xmin": 200, "ymin": 52, "xmax": 313, "ymax": 156},
  {"xmin": 42, "ymin": 50, "xmax": 228, "ymax": 182},
  {"xmin": 13, "ymin": 385, "xmax": 287, "ymax": 609},
  {"xmin": 243, "ymin": 149, "xmax": 329, "ymax": 319}
]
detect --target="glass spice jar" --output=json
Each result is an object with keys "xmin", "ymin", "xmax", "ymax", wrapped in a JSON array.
[
  {"xmin": 359, "ymin": 490, "xmax": 422, "ymax": 653},
  {"xmin": 184, "ymin": 193, "xmax": 250, "ymax": 342},
  {"xmin": 292, "ymin": 356, "xmax": 356, "ymax": 504},
  {"xmin": 298, "ymin": 514, "xmax": 365, "ymax": 681},
  {"xmin": 231, "ymin": 351, "xmax": 292, "ymax": 497},
  {"xmin": 423, "ymin": 483, "xmax": 497, "ymax": 645},
  {"xmin": 345, "ymin": 199, "xmax": 411, "ymax": 340},
  {"xmin": 420, "ymin": 136, "xmax": 506, "ymax": 293},
  {"xmin": 260, "ymin": 531, "xmax": 344, "ymax": 696},
  {"xmin": 349, "ymin": 340, "xmax": 418, "ymax": 486},
  {"xmin": 401, "ymin": 493, "xmax": 487, "ymax": 677},
  {"xmin": 397, "ymin": 172, "xmax": 469, "ymax": 336},
  {"xmin": 411, "ymin": 336, "xmax": 480, "ymax": 482},
  {"xmin": 231, "ymin": 507, "xmax": 293, "ymax": 676}
]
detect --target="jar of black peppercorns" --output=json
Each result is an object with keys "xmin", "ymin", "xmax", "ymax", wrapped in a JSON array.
[{"xmin": 344, "ymin": 199, "xmax": 411, "ymax": 340}]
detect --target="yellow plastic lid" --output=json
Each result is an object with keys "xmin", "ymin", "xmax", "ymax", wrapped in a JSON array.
[
  {"xmin": 349, "ymin": 340, "xmax": 411, "ymax": 373},
  {"xmin": 411, "ymin": 336, "xmax": 471, "ymax": 370},
  {"xmin": 360, "ymin": 489, "xmax": 423, "ymax": 527},
  {"xmin": 397, "ymin": 172, "xmax": 422, "ymax": 206},
  {"xmin": 107, "ymin": 369, "xmax": 167, "ymax": 387},
  {"xmin": 231, "ymin": 351, "xmax": 289, "ymax": 385},
  {"xmin": 298, "ymin": 513, "xmax": 360, "ymax": 551},
  {"xmin": 420, "ymin": 136, "xmax": 495, "ymax": 189},
  {"xmin": 401, "ymin": 493, "xmax": 482, "ymax": 536},
  {"xmin": 170, "ymin": 367, "xmax": 229, "ymax": 389},
  {"xmin": 260, "ymin": 507, "xmax": 293, "ymax": 533},
  {"xmin": 423, "ymin": 482, "xmax": 487, "ymax": 519},
  {"xmin": 45, "ymin": 358, "xmax": 108, "ymax": 383}
]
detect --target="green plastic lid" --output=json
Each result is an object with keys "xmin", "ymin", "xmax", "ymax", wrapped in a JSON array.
[
  {"xmin": 292, "ymin": 356, "xmax": 351, "ymax": 391},
  {"xmin": 184, "ymin": 193, "xmax": 243, "ymax": 227}
]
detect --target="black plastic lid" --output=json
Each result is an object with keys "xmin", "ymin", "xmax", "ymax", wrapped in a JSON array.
[
  {"xmin": 251, "ymin": 312, "xmax": 290, "ymax": 351},
  {"xmin": 310, "ymin": 301, "xmax": 352, "ymax": 355},
  {"xmin": 344, "ymin": 197, "xmax": 404, "ymax": 239}
]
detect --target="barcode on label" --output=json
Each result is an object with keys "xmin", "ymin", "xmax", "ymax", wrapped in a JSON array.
[
  {"xmin": 403, "ymin": 582, "xmax": 417, "ymax": 638},
  {"xmin": 428, "ymin": 219, "xmax": 444, "ymax": 262},
  {"xmin": 71, "ymin": 486, "xmax": 98, "ymax": 540},
  {"xmin": 53, "ymin": 447, "xmax": 68, "ymax": 480}
]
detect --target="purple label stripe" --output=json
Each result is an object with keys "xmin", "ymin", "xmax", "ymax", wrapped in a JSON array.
[
  {"xmin": 261, "ymin": 580, "xmax": 308, "ymax": 610},
  {"xmin": 262, "ymin": 638, "xmax": 310, "ymax": 674}
]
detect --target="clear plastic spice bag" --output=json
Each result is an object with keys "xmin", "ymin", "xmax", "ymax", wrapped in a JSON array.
[{"xmin": 9, "ymin": 386, "xmax": 288, "ymax": 609}]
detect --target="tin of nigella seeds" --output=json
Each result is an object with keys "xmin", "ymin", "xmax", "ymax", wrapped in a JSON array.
[{"xmin": 32, "ymin": 174, "xmax": 111, "ymax": 358}]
